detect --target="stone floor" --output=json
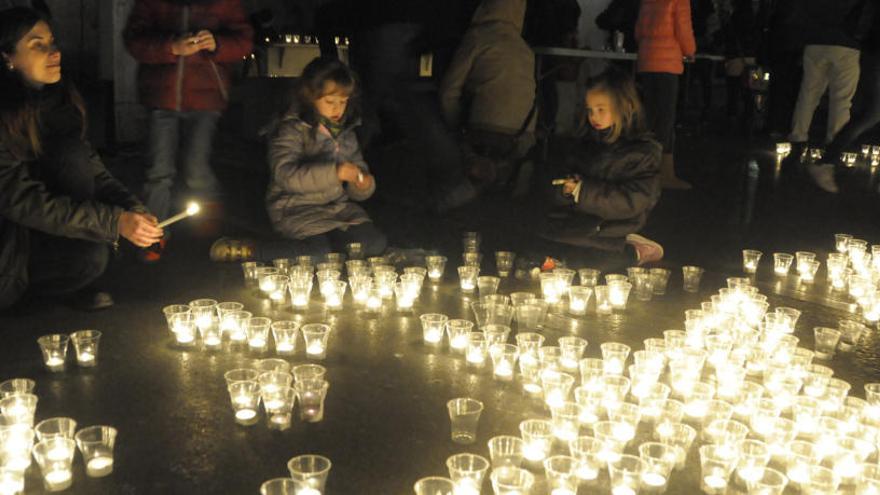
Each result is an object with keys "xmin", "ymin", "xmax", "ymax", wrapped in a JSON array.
[{"xmin": 2, "ymin": 109, "xmax": 880, "ymax": 493}]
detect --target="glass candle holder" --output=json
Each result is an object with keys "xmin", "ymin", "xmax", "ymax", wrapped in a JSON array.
[
  {"xmin": 426, "ymin": 255, "xmax": 448, "ymax": 282},
  {"xmin": 373, "ymin": 271, "xmax": 398, "ymax": 300},
  {"xmin": 746, "ymin": 467, "xmax": 788, "ymax": 495},
  {"xmin": 699, "ymin": 444, "xmax": 738, "ymax": 494},
  {"xmin": 462, "ymin": 252, "xmax": 482, "ymax": 268},
  {"xmin": 420, "ymin": 313, "xmax": 448, "ymax": 345},
  {"xmin": 413, "ymin": 477, "xmax": 454, "ymax": 495},
  {"xmin": 807, "ymin": 464, "xmax": 841, "ymax": 494},
  {"xmin": 638, "ymin": 442, "xmax": 677, "ymax": 490},
  {"xmin": 519, "ymin": 419, "xmax": 554, "ymax": 463},
  {"xmin": 0, "ymin": 393, "xmax": 38, "ymax": 426},
  {"xmin": 590, "ymin": 285, "xmax": 611, "ymax": 314},
  {"xmin": 649, "ymin": 268, "xmax": 671, "ymax": 295},
  {"xmin": 198, "ymin": 315, "xmax": 222, "ymax": 350},
  {"xmin": 543, "ymin": 455, "xmax": 579, "ymax": 495},
  {"xmin": 495, "ymin": 251, "xmax": 515, "ymax": 277},
  {"xmin": 476, "ymin": 276, "xmax": 500, "ymax": 297},
  {"xmin": 550, "ymin": 401, "xmax": 581, "ymax": 442},
  {"xmin": 446, "ymin": 453, "xmax": 489, "ymax": 495},
  {"xmin": 742, "ymin": 249, "xmax": 763, "ymax": 274},
  {"xmin": 568, "ymin": 435, "xmax": 602, "ymax": 482},
  {"xmin": 37, "ymin": 334, "xmax": 69, "ymax": 372},
  {"xmin": 608, "ymin": 454, "xmax": 646, "ymax": 495},
  {"xmin": 0, "ymin": 423, "xmax": 34, "ymax": 472},
  {"xmin": 608, "ymin": 280, "xmax": 632, "ymax": 310},
  {"xmin": 489, "ymin": 344, "xmax": 519, "ymax": 381},
  {"xmin": 256, "ymin": 268, "xmax": 281, "ymax": 298},
  {"xmin": 632, "ymin": 272, "xmax": 654, "ymax": 301},
  {"xmin": 600, "ymin": 375, "xmax": 632, "ymax": 412},
  {"xmin": 0, "ymin": 378, "xmax": 35, "ymax": 399},
  {"xmin": 490, "ymin": 467, "xmax": 534, "ymax": 495},
  {"xmin": 169, "ymin": 313, "xmax": 197, "ymax": 347},
  {"xmin": 34, "ymin": 418, "xmax": 77, "ymax": 442},
  {"xmin": 447, "ymin": 398, "xmax": 483, "ymax": 445},
  {"xmin": 772, "ymin": 252, "xmax": 794, "ymax": 276},
  {"xmin": 287, "ymin": 455, "xmax": 331, "ymax": 495},
  {"xmin": 349, "ymin": 274, "xmax": 373, "ymax": 307},
  {"xmin": 575, "ymin": 268, "xmax": 599, "ymax": 288},
  {"xmin": 514, "ymin": 302, "xmax": 548, "ymax": 332},
  {"xmin": 839, "ymin": 320, "xmax": 867, "ymax": 351},
  {"xmin": 260, "ymin": 478, "xmax": 297, "ymax": 495},
  {"xmin": 606, "ymin": 403, "xmax": 640, "ymax": 443},
  {"xmin": 321, "ymin": 280, "xmax": 346, "ymax": 310},
  {"xmin": 241, "ymin": 261, "xmax": 265, "ymax": 286},
  {"xmin": 446, "ymin": 319, "xmax": 474, "ymax": 354},
  {"xmin": 814, "ymin": 326, "xmax": 842, "ymax": 360},
  {"xmin": 487, "ymin": 435, "xmax": 524, "ymax": 469},
  {"xmin": 558, "ymin": 336, "xmax": 588, "ymax": 372},
  {"xmin": 246, "ymin": 317, "xmax": 272, "ymax": 353},
  {"xmin": 294, "ymin": 378, "xmax": 329, "ymax": 423},
  {"xmin": 466, "ymin": 332, "xmax": 488, "ymax": 368},
  {"xmin": 32, "ymin": 437, "xmax": 75, "ymax": 492},
  {"xmin": 458, "ymin": 266, "xmax": 479, "ymax": 293},
  {"xmin": 567, "ymin": 286, "xmax": 592, "ymax": 315},
  {"xmin": 163, "ymin": 303, "xmax": 191, "ymax": 331},
  {"xmin": 292, "ymin": 364, "xmax": 326, "ymax": 383},
  {"xmin": 593, "ymin": 421, "xmax": 629, "ymax": 463},
  {"xmin": 301, "ymin": 323, "xmax": 331, "ymax": 360},
  {"xmin": 682, "ymin": 266, "xmax": 705, "ymax": 293},
  {"xmin": 271, "ymin": 321, "xmax": 300, "ymax": 356},
  {"xmin": 0, "ymin": 466, "xmax": 24, "ymax": 495},
  {"xmin": 75, "ymin": 425, "xmax": 117, "ymax": 477},
  {"xmin": 223, "ymin": 311, "xmax": 251, "ymax": 345},
  {"xmin": 542, "ymin": 371, "xmax": 576, "ymax": 409},
  {"xmin": 656, "ymin": 422, "xmax": 697, "ymax": 470},
  {"xmin": 69, "ymin": 330, "xmax": 101, "ymax": 367},
  {"xmin": 601, "ymin": 342, "xmax": 631, "ymax": 375},
  {"xmin": 288, "ymin": 276, "xmax": 313, "ymax": 309}
]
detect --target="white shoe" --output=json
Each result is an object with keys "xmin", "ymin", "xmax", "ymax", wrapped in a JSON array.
[{"xmin": 807, "ymin": 163, "xmax": 839, "ymax": 193}]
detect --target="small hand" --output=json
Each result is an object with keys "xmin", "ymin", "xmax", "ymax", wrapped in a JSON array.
[
  {"xmin": 353, "ymin": 172, "xmax": 374, "ymax": 190},
  {"xmin": 194, "ymin": 30, "xmax": 216, "ymax": 52},
  {"xmin": 119, "ymin": 212, "xmax": 163, "ymax": 247},
  {"xmin": 336, "ymin": 162, "xmax": 361, "ymax": 183},
  {"xmin": 562, "ymin": 178, "xmax": 580, "ymax": 196},
  {"xmin": 171, "ymin": 34, "xmax": 201, "ymax": 56}
]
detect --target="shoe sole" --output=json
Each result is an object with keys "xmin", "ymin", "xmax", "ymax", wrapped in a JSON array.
[{"xmin": 626, "ymin": 234, "xmax": 665, "ymax": 259}]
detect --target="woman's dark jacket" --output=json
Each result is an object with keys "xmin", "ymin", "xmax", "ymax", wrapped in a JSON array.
[
  {"xmin": 546, "ymin": 132, "xmax": 662, "ymax": 251},
  {"xmin": 0, "ymin": 85, "xmax": 143, "ymax": 308}
]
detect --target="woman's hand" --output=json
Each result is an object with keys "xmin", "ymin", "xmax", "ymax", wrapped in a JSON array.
[
  {"xmin": 171, "ymin": 34, "xmax": 202, "ymax": 56},
  {"xmin": 118, "ymin": 211, "xmax": 163, "ymax": 247}
]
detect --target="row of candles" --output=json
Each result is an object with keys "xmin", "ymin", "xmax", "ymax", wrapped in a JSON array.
[
  {"xmin": 776, "ymin": 142, "xmax": 880, "ymax": 168},
  {"xmin": 405, "ymin": 239, "xmax": 880, "ymax": 494},
  {"xmin": 0, "ymin": 378, "xmax": 117, "ymax": 493},
  {"xmin": 35, "ymin": 331, "xmax": 102, "ymax": 372}
]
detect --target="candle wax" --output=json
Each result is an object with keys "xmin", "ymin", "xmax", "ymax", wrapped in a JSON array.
[
  {"xmin": 264, "ymin": 399, "xmax": 284, "ymax": 411},
  {"xmin": 276, "ymin": 342, "xmax": 294, "ymax": 353},
  {"xmin": 307, "ymin": 342, "xmax": 325, "ymax": 355},
  {"xmin": 642, "ymin": 472, "xmax": 666, "ymax": 487},
  {"xmin": 235, "ymin": 409, "xmax": 257, "ymax": 421},
  {"xmin": 44, "ymin": 469, "xmax": 72, "ymax": 488},
  {"xmin": 577, "ymin": 465, "xmax": 598, "ymax": 480},
  {"xmin": 494, "ymin": 363, "xmax": 513, "ymax": 378},
  {"xmin": 86, "ymin": 456, "xmax": 114, "ymax": 477},
  {"xmin": 424, "ymin": 330, "xmax": 443, "ymax": 343},
  {"xmin": 78, "ymin": 351, "xmax": 95, "ymax": 363},
  {"xmin": 204, "ymin": 336, "xmax": 221, "ymax": 347},
  {"xmin": 45, "ymin": 357, "xmax": 64, "ymax": 368},
  {"xmin": 249, "ymin": 338, "xmax": 267, "ymax": 348},
  {"xmin": 176, "ymin": 332, "xmax": 195, "ymax": 344},
  {"xmin": 703, "ymin": 475, "xmax": 727, "ymax": 490},
  {"xmin": 612, "ymin": 423, "xmax": 635, "ymax": 441},
  {"xmin": 466, "ymin": 351, "xmax": 485, "ymax": 365},
  {"xmin": 611, "ymin": 486, "xmax": 635, "ymax": 495},
  {"xmin": 523, "ymin": 383, "xmax": 542, "ymax": 395}
]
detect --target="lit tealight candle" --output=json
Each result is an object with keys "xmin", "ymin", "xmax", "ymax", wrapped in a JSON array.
[
  {"xmin": 176, "ymin": 331, "xmax": 195, "ymax": 344},
  {"xmin": 86, "ymin": 456, "xmax": 114, "ymax": 477},
  {"xmin": 78, "ymin": 351, "xmax": 95, "ymax": 365},
  {"xmin": 47, "ymin": 447, "xmax": 71, "ymax": 462},
  {"xmin": 276, "ymin": 342, "xmax": 294, "ymax": 354},
  {"xmin": 424, "ymin": 330, "xmax": 443, "ymax": 344},
  {"xmin": 494, "ymin": 363, "xmax": 513, "ymax": 379},
  {"xmin": 612, "ymin": 486, "xmax": 635, "ymax": 495},
  {"xmin": 249, "ymin": 338, "xmax": 267, "ymax": 349},
  {"xmin": 297, "ymin": 488, "xmax": 321, "ymax": 495},
  {"xmin": 293, "ymin": 294, "xmax": 309, "ymax": 308},
  {"xmin": 45, "ymin": 356, "xmax": 64, "ymax": 370},
  {"xmin": 551, "ymin": 489, "xmax": 576, "ymax": 495},
  {"xmin": 788, "ymin": 465, "xmax": 809, "ymax": 484},
  {"xmin": 307, "ymin": 342, "xmax": 325, "ymax": 355},
  {"xmin": 523, "ymin": 441, "xmax": 547, "ymax": 461},
  {"xmin": 577, "ymin": 464, "xmax": 598, "ymax": 480},
  {"xmin": 466, "ymin": 350, "xmax": 485, "ymax": 365},
  {"xmin": 204, "ymin": 336, "xmax": 221, "ymax": 347},
  {"xmin": 235, "ymin": 409, "xmax": 256, "ymax": 421},
  {"xmin": 428, "ymin": 269, "xmax": 442, "ymax": 280},
  {"xmin": 642, "ymin": 472, "xmax": 666, "ymax": 487},
  {"xmin": 612, "ymin": 423, "xmax": 635, "ymax": 442},
  {"xmin": 450, "ymin": 336, "xmax": 468, "ymax": 350},
  {"xmin": 263, "ymin": 399, "xmax": 284, "ymax": 411},
  {"xmin": 703, "ymin": 475, "xmax": 727, "ymax": 490}
]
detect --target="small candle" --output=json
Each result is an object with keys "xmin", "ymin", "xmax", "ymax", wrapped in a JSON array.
[
  {"xmin": 270, "ymin": 414, "xmax": 291, "ymax": 426},
  {"xmin": 450, "ymin": 335, "xmax": 468, "ymax": 350},
  {"xmin": 297, "ymin": 488, "xmax": 321, "ymax": 495},
  {"xmin": 276, "ymin": 342, "xmax": 294, "ymax": 353},
  {"xmin": 78, "ymin": 351, "xmax": 96, "ymax": 365},
  {"xmin": 466, "ymin": 350, "xmax": 485, "ymax": 365},
  {"xmin": 836, "ymin": 457, "xmax": 860, "ymax": 479},
  {"xmin": 551, "ymin": 489, "xmax": 576, "ymax": 495},
  {"xmin": 0, "ymin": 477, "xmax": 22, "ymax": 494},
  {"xmin": 454, "ymin": 484, "xmax": 480, "ymax": 495},
  {"xmin": 307, "ymin": 342, "xmax": 325, "ymax": 355},
  {"xmin": 249, "ymin": 338, "xmax": 267, "ymax": 349},
  {"xmin": 744, "ymin": 261, "xmax": 757, "ymax": 271},
  {"xmin": 44, "ymin": 469, "xmax": 72, "ymax": 490},
  {"xmin": 612, "ymin": 423, "xmax": 634, "ymax": 442},
  {"xmin": 176, "ymin": 332, "xmax": 195, "ymax": 344},
  {"xmin": 229, "ymin": 331, "xmax": 246, "ymax": 343},
  {"xmin": 577, "ymin": 465, "xmax": 598, "ymax": 480},
  {"xmin": 523, "ymin": 441, "xmax": 547, "ymax": 461},
  {"xmin": 47, "ymin": 447, "xmax": 70, "ymax": 461},
  {"xmin": 235, "ymin": 409, "xmax": 256, "ymax": 421},
  {"xmin": 642, "ymin": 472, "xmax": 666, "ymax": 487},
  {"xmin": 523, "ymin": 383, "xmax": 542, "ymax": 395},
  {"xmin": 494, "ymin": 363, "xmax": 513, "ymax": 378},
  {"xmin": 703, "ymin": 475, "xmax": 727, "ymax": 490},
  {"xmin": 367, "ymin": 295, "xmax": 382, "ymax": 310},
  {"xmin": 738, "ymin": 467, "xmax": 761, "ymax": 483},
  {"xmin": 293, "ymin": 294, "xmax": 309, "ymax": 307},
  {"xmin": 397, "ymin": 297, "xmax": 414, "ymax": 309},
  {"xmin": 86, "ymin": 456, "xmax": 114, "ymax": 477},
  {"xmin": 428, "ymin": 269, "xmax": 442, "ymax": 280},
  {"xmin": 270, "ymin": 290, "xmax": 285, "ymax": 301},
  {"xmin": 424, "ymin": 330, "xmax": 443, "ymax": 344},
  {"xmin": 204, "ymin": 336, "xmax": 221, "ymax": 347},
  {"xmin": 325, "ymin": 295, "xmax": 341, "ymax": 308},
  {"xmin": 788, "ymin": 465, "xmax": 809, "ymax": 484},
  {"xmin": 545, "ymin": 391, "xmax": 565, "ymax": 408},
  {"xmin": 263, "ymin": 399, "xmax": 284, "ymax": 411},
  {"xmin": 460, "ymin": 280, "xmax": 475, "ymax": 291},
  {"xmin": 195, "ymin": 314, "xmax": 212, "ymax": 329},
  {"xmin": 612, "ymin": 486, "xmax": 635, "ymax": 495},
  {"xmin": 45, "ymin": 356, "xmax": 64, "ymax": 370}
]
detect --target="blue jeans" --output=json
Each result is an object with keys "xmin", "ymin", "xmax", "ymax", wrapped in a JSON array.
[
  {"xmin": 257, "ymin": 223, "xmax": 387, "ymax": 261},
  {"xmin": 143, "ymin": 109, "xmax": 221, "ymax": 219}
]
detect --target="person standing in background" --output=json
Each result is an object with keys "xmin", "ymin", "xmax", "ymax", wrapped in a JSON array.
[
  {"xmin": 123, "ymin": 0, "xmax": 253, "ymax": 262},
  {"xmin": 635, "ymin": 0, "xmax": 697, "ymax": 190}
]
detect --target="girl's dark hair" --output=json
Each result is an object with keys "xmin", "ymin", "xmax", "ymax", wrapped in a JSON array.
[
  {"xmin": 581, "ymin": 67, "xmax": 646, "ymax": 143},
  {"xmin": 0, "ymin": 7, "xmax": 84, "ymax": 158},
  {"xmin": 294, "ymin": 57, "xmax": 357, "ymax": 125}
]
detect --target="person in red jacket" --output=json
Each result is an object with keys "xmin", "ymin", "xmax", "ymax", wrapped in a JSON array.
[
  {"xmin": 635, "ymin": 0, "xmax": 696, "ymax": 190},
  {"xmin": 123, "ymin": 0, "xmax": 252, "ymax": 261}
]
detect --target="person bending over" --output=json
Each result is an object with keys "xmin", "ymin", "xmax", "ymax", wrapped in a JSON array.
[
  {"xmin": 210, "ymin": 58, "xmax": 386, "ymax": 262},
  {"xmin": 0, "ymin": 7, "xmax": 162, "ymax": 310},
  {"xmin": 542, "ymin": 68, "xmax": 664, "ymax": 267}
]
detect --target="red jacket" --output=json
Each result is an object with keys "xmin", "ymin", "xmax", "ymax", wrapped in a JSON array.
[
  {"xmin": 635, "ymin": 0, "xmax": 696, "ymax": 74},
  {"xmin": 123, "ymin": 0, "xmax": 253, "ymax": 112}
]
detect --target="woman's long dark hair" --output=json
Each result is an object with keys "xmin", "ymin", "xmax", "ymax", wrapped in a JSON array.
[
  {"xmin": 0, "ymin": 7, "xmax": 85, "ymax": 159},
  {"xmin": 293, "ymin": 57, "xmax": 358, "ymax": 126}
]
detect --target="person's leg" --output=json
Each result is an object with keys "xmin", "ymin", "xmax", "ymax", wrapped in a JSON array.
[
  {"xmin": 639, "ymin": 73, "xmax": 663, "ymax": 139},
  {"xmin": 26, "ymin": 233, "xmax": 109, "ymax": 297},
  {"xmin": 328, "ymin": 222, "xmax": 387, "ymax": 257},
  {"xmin": 825, "ymin": 47, "xmax": 862, "ymax": 144},
  {"xmin": 179, "ymin": 111, "xmax": 222, "ymax": 201},
  {"xmin": 826, "ymin": 53, "xmax": 880, "ymax": 157},
  {"xmin": 651, "ymin": 73, "xmax": 689, "ymax": 189},
  {"xmin": 789, "ymin": 45, "xmax": 832, "ymax": 143},
  {"xmin": 143, "ymin": 110, "xmax": 181, "ymax": 220}
]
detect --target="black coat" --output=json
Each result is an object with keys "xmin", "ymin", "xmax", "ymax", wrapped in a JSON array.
[{"xmin": 544, "ymin": 133, "xmax": 662, "ymax": 251}]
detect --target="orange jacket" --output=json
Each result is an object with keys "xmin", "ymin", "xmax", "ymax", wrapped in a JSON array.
[{"xmin": 635, "ymin": 0, "xmax": 696, "ymax": 74}]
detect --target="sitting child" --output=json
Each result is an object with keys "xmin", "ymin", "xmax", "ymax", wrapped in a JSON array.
[
  {"xmin": 211, "ymin": 57, "xmax": 386, "ymax": 261},
  {"xmin": 542, "ymin": 67, "xmax": 664, "ymax": 266}
]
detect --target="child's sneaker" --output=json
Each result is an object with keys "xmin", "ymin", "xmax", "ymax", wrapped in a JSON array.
[
  {"xmin": 626, "ymin": 233, "xmax": 664, "ymax": 265},
  {"xmin": 209, "ymin": 237, "xmax": 255, "ymax": 262},
  {"xmin": 138, "ymin": 238, "xmax": 166, "ymax": 264}
]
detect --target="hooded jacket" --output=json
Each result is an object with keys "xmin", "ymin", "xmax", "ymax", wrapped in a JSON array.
[
  {"xmin": 266, "ymin": 111, "xmax": 375, "ymax": 240},
  {"xmin": 635, "ymin": 0, "xmax": 697, "ymax": 74},
  {"xmin": 439, "ymin": 0, "xmax": 536, "ymax": 135},
  {"xmin": 123, "ymin": 0, "xmax": 253, "ymax": 112},
  {"xmin": 545, "ymin": 133, "xmax": 662, "ymax": 251}
]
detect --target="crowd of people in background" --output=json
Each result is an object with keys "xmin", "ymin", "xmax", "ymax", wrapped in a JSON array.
[{"xmin": 0, "ymin": 0, "xmax": 877, "ymax": 311}]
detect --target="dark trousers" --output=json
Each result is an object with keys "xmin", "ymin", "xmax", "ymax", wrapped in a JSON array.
[
  {"xmin": 257, "ymin": 222, "xmax": 387, "ymax": 261},
  {"xmin": 0, "ymin": 139, "xmax": 110, "ymax": 309},
  {"xmin": 826, "ymin": 52, "xmax": 880, "ymax": 163},
  {"xmin": 640, "ymin": 72, "xmax": 679, "ymax": 152}
]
